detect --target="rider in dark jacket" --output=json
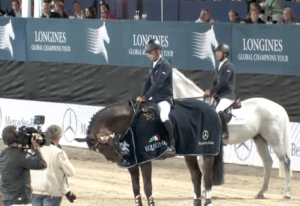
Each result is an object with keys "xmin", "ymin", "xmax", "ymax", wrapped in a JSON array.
[
  {"xmin": 136, "ymin": 39, "xmax": 176, "ymax": 153},
  {"xmin": 205, "ymin": 43, "xmax": 236, "ymax": 140}
]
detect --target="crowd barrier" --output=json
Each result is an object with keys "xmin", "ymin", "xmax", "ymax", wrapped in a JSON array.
[
  {"xmin": 2, "ymin": 0, "xmax": 300, "ymax": 22},
  {"xmin": 0, "ymin": 17, "xmax": 300, "ymax": 76}
]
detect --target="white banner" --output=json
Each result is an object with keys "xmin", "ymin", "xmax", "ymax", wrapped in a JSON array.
[
  {"xmin": 0, "ymin": 98, "xmax": 299, "ymax": 171},
  {"xmin": 0, "ymin": 98, "xmax": 104, "ymax": 148}
]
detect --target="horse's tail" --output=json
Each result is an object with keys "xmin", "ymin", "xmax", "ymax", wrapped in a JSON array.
[
  {"xmin": 212, "ymin": 142, "xmax": 224, "ymax": 185},
  {"xmin": 279, "ymin": 110, "xmax": 292, "ymax": 177}
]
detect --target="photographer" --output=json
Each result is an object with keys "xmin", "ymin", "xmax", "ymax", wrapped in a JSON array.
[
  {"xmin": 0, "ymin": 125, "xmax": 47, "ymax": 206},
  {"xmin": 31, "ymin": 125, "xmax": 76, "ymax": 206}
]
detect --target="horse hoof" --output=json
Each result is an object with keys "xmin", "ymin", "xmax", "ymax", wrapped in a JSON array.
[
  {"xmin": 201, "ymin": 190, "xmax": 206, "ymax": 198},
  {"xmin": 147, "ymin": 196, "xmax": 155, "ymax": 206},
  {"xmin": 284, "ymin": 195, "xmax": 291, "ymax": 200},
  {"xmin": 204, "ymin": 199, "xmax": 212, "ymax": 206},
  {"xmin": 135, "ymin": 195, "xmax": 143, "ymax": 206},
  {"xmin": 255, "ymin": 194, "xmax": 265, "ymax": 199},
  {"xmin": 193, "ymin": 199, "xmax": 201, "ymax": 206}
]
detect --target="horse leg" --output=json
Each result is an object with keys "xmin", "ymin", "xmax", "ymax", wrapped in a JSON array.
[
  {"xmin": 140, "ymin": 162, "xmax": 154, "ymax": 206},
  {"xmin": 253, "ymin": 135, "xmax": 273, "ymax": 199},
  {"xmin": 199, "ymin": 156, "xmax": 207, "ymax": 198},
  {"xmin": 267, "ymin": 138, "xmax": 291, "ymax": 199},
  {"xmin": 128, "ymin": 166, "xmax": 143, "ymax": 206},
  {"xmin": 184, "ymin": 156, "xmax": 202, "ymax": 206},
  {"xmin": 202, "ymin": 155, "xmax": 214, "ymax": 206}
]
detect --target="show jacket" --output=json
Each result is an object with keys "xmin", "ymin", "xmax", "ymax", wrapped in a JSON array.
[
  {"xmin": 142, "ymin": 57, "xmax": 173, "ymax": 103},
  {"xmin": 210, "ymin": 60, "xmax": 236, "ymax": 100}
]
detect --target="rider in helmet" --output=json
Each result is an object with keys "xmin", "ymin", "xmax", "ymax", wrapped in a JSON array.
[
  {"xmin": 205, "ymin": 43, "xmax": 236, "ymax": 140},
  {"xmin": 136, "ymin": 39, "xmax": 176, "ymax": 153}
]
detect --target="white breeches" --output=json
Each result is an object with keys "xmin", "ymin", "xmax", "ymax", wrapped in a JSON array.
[
  {"xmin": 216, "ymin": 98, "xmax": 235, "ymax": 113},
  {"xmin": 157, "ymin": 101, "xmax": 171, "ymax": 122}
]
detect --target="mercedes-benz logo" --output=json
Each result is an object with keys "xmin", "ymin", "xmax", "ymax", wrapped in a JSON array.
[
  {"xmin": 202, "ymin": 130, "xmax": 209, "ymax": 140},
  {"xmin": 234, "ymin": 139, "xmax": 253, "ymax": 161},
  {"xmin": 62, "ymin": 108, "xmax": 77, "ymax": 142}
]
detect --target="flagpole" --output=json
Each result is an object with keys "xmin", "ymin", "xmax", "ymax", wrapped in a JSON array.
[{"xmin": 161, "ymin": 0, "xmax": 163, "ymax": 22}]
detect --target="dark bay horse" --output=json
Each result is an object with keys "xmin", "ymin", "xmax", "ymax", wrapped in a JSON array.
[{"xmin": 76, "ymin": 100, "xmax": 224, "ymax": 206}]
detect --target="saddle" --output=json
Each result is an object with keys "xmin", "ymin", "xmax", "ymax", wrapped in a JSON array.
[{"xmin": 211, "ymin": 97, "xmax": 241, "ymax": 123}]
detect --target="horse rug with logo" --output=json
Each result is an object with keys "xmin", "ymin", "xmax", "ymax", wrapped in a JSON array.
[{"xmin": 118, "ymin": 99, "xmax": 222, "ymax": 168}]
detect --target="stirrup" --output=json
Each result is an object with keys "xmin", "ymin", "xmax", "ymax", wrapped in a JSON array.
[
  {"xmin": 167, "ymin": 145, "xmax": 176, "ymax": 154},
  {"xmin": 222, "ymin": 132, "xmax": 229, "ymax": 140},
  {"xmin": 118, "ymin": 159, "xmax": 130, "ymax": 167}
]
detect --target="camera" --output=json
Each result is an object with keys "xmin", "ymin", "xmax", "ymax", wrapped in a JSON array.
[{"xmin": 15, "ymin": 116, "xmax": 50, "ymax": 147}]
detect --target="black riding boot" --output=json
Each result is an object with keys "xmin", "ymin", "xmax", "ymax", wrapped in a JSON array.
[
  {"xmin": 218, "ymin": 111, "xmax": 229, "ymax": 140},
  {"xmin": 164, "ymin": 120, "xmax": 176, "ymax": 153}
]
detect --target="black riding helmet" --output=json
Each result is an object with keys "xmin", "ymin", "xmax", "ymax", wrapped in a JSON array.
[
  {"xmin": 214, "ymin": 43, "xmax": 230, "ymax": 55},
  {"xmin": 145, "ymin": 39, "xmax": 162, "ymax": 53}
]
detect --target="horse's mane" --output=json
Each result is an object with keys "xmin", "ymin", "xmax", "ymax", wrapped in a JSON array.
[{"xmin": 87, "ymin": 101, "xmax": 131, "ymax": 135}]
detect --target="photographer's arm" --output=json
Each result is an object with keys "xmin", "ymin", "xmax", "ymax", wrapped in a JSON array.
[{"xmin": 21, "ymin": 136, "xmax": 47, "ymax": 170}]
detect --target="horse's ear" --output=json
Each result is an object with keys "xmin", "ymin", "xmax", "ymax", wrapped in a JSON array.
[
  {"xmin": 103, "ymin": 21, "xmax": 105, "ymax": 26},
  {"xmin": 75, "ymin": 138, "xmax": 87, "ymax": 143}
]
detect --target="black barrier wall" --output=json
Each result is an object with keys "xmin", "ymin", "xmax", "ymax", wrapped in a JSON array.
[{"xmin": 0, "ymin": 60, "xmax": 299, "ymax": 122}]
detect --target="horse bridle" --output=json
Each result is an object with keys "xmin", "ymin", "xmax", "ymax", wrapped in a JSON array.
[{"xmin": 91, "ymin": 100, "xmax": 142, "ymax": 155}]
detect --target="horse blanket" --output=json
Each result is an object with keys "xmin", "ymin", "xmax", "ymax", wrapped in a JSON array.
[{"xmin": 118, "ymin": 99, "xmax": 222, "ymax": 168}]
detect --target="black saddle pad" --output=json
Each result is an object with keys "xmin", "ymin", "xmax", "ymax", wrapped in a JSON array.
[{"xmin": 118, "ymin": 100, "xmax": 221, "ymax": 168}]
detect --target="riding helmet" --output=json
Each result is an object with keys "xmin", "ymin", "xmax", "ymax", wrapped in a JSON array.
[
  {"xmin": 215, "ymin": 43, "xmax": 230, "ymax": 55},
  {"xmin": 145, "ymin": 39, "xmax": 162, "ymax": 53}
]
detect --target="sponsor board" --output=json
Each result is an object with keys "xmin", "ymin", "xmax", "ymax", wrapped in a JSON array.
[
  {"xmin": 0, "ymin": 98, "xmax": 299, "ymax": 171},
  {"xmin": 232, "ymin": 24, "xmax": 300, "ymax": 75},
  {"xmin": 0, "ymin": 98, "xmax": 104, "ymax": 148}
]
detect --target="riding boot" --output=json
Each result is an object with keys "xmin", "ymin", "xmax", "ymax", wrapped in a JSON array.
[
  {"xmin": 164, "ymin": 120, "xmax": 176, "ymax": 154},
  {"xmin": 218, "ymin": 111, "xmax": 229, "ymax": 140}
]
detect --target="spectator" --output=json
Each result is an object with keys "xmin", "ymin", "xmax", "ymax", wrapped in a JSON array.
[
  {"xmin": 278, "ymin": 7, "xmax": 299, "ymax": 24},
  {"xmin": 84, "ymin": 6, "xmax": 97, "ymax": 19},
  {"xmin": 244, "ymin": 8, "xmax": 265, "ymax": 24},
  {"xmin": 54, "ymin": 0, "xmax": 68, "ymax": 18},
  {"xmin": 0, "ymin": 7, "xmax": 6, "ymax": 17},
  {"xmin": 7, "ymin": 0, "xmax": 21, "ymax": 17},
  {"xmin": 247, "ymin": 2, "xmax": 267, "ymax": 22},
  {"xmin": 31, "ymin": 125, "xmax": 76, "ymax": 206},
  {"xmin": 0, "ymin": 125, "xmax": 47, "ymax": 206},
  {"xmin": 41, "ymin": 3, "xmax": 60, "ymax": 18},
  {"xmin": 73, "ymin": 1, "xmax": 84, "ymax": 19},
  {"xmin": 195, "ymin": 9, "xmax": 215, "ymax": 23},
  {"xmin": 100, "ymin": 3, "xmax": 116, "ymax": 20},
  {"xmin": 229, "ymin": 10, "xmax": 241, "ymax": 23}
]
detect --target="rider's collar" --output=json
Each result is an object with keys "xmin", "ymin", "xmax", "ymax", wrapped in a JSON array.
[
  {"xmin": 218, "ymin": 58, "xmax": 228, "ymax": 71},
  {"xmin": 153, "ymin": 55, "xmax": 162, "ymax": 68}
]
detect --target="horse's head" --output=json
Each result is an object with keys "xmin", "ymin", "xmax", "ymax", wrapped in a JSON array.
[
  {"xmin": 100, "ymin": 22, "xmax": 110, "ymax": 44},
  {"xmin": 208, "ymin": 25, "xmax": 218, "ymax": 49},
  {"xmin": 0, "ymin": 19, "xmax": 15, "ymax": 58},
  {"xmin": 76, "ymin": 102, "xmax": 134, "ymax": 162},
  {"xmin": 76, "ymin": 133, "xmax": 120, "ymax": 163},
  {"xmin": 193, "ymin": 25, "xmax": 218, "ymax": 69},
  {"xmin": 87, "ymin": 22, "xmax": 110, "ymax": 62}
]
